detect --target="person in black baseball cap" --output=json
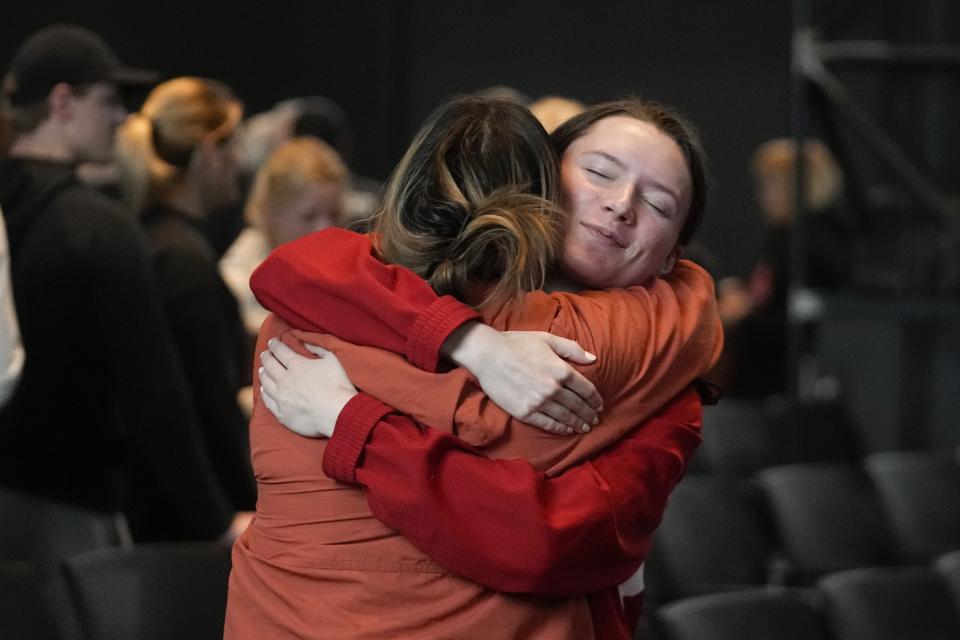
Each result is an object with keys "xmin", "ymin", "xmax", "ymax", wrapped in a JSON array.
[
  {"xmin": 2, "ymin": 23, "xmax": 158, "ymax": 163},
  {"xmin": 0, "ymin": 26, "xmax": 239, "ymax": 640}
]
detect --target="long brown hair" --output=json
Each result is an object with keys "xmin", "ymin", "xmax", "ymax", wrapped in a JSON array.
[{"xmin": 374, "ymin": 96, "xmax": 564, "ymax": 308}]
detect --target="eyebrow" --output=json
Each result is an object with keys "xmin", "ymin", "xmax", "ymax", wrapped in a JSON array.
[{"xmin": 584, "ymin": 151, "xmax": 682, "ymax": 204}]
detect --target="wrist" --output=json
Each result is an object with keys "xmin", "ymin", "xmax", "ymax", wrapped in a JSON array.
[{"xmin": 440, "ymin": 321, "xmax": 497, "ymax": 370}]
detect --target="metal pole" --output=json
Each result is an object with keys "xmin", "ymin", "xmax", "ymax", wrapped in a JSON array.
[{"xmin": 789, "ymin": 0, "xmax": 813, "ymax": 399}]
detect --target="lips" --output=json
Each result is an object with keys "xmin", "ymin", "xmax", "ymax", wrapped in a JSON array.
[{"xmin": 581, "ymin": 222, "xmax": 627, "ymax": 249}]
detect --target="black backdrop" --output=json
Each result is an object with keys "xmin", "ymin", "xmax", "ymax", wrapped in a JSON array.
[{"xmin": 5, "ymin": 1, "xmax": 956, "ymax": 278}]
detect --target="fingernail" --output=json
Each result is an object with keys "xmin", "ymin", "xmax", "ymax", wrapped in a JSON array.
[
  {"xmin": 584, "ymin": 351, "xmax": 597, "ymax": 361},
  {"xmin": 566, "ymin": 427, "xmax": 574, "ymax": 434},
  {"xmin": 582, "ymin": 423, "xmax": 591, "ymax": 433},
  {"xmin": 258, "ymin": 366, "xmax": 264, "ymax": 377},
  {"xmin": 267, "ymin": 338, "xmax": 276, "ymax": 347},
  {"xmin": 592, "ymin": 416, "xmax": 599, "ymax": 426}
]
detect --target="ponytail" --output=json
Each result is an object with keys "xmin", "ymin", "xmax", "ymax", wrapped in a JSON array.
[
  {"xmin": 373, "ymin": 96, "xmax": 563, "ymax": 309},
  {"xmin": 115, "ymin": 112, "xmax": 176, "ymax": 212},
  {"xmin": 428, "ymin": 189, "xmax": 563, "ymax": 307}
]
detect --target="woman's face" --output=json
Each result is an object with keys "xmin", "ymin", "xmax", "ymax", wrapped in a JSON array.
[
  {"xmin": 559, "ymin": 115, "xmax": 692, "ymax": 289},
  {"xmin": 263, "ymin": 180, "xmax": 343, "ymax": 248}
]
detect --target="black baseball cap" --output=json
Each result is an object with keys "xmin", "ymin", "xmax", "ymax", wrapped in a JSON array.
[{"xmin": 3, "ymin": 24, "xmax": 159, "ymax": 105}]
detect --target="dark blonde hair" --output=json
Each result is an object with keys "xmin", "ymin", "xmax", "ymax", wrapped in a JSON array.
[
  {"xmin": 374, "ymin": 96, "xmax": 564, "ymax": 308},
  {"xmin": 552, "ymin": 98, "xmax": 711, "ymax": 247},
  {"xmin": 116, "ymin": 77, "xmax": 242, "ymax": 211},
  {"xmin": 245, "ymin": 136, "xmax": 348, "ymax": 228}
]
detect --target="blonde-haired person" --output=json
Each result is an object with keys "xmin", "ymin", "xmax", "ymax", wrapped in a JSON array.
[
  {"xmin": 220, "ymin": 136, "xmax": 348, "ymax": 336},
  {"xmin": 529, "ymin": 94, "xmax": 586, "ymax": 134},
  {"xmin": 716, "ymin": 137, "xmax": 850, "ymax": 397},
  {"xmin": 114, "ymin": 76, "xmax": 255, "ymax": 539}
]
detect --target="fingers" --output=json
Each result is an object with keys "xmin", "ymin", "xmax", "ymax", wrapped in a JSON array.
[
  {"xmin": 544, "ymin": 334, "xmax": 597, "ymax": 365},
  {"xmin": 303, "ymin": 343, "xmax": 327, "ymax": 358},
  {"xmin": 259, "ymin": 349, "xmax": 287, "ymax": 380},
  {"xmin": 260, "ymin": 385, "xmax": 281, "ymax": 420},
  {"xmin": 559, "ymin": 367, "xmax": 603, "ymax": 412},
  {"xmin": 552, "ymin": 386, "xmax": 599, "ymax": 426},
  {"xmin": 538, "ymin": 399, "xmax": 592, "ymax": 434},
  {"xmin": 267, "ymin": 338, "xmax": 299, "ymax": 367},
  {"xmin": 258, "ymin": 366, "xmax": 279, "ymax": 398},
  {"xmin": 523, "ymin": 412, "xmax": 576, "ymax": 435}
]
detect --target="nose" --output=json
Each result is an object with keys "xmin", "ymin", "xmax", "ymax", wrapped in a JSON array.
[{"xmin": 604, "ymin": 184, "xmax": 635, "ymax": 224}]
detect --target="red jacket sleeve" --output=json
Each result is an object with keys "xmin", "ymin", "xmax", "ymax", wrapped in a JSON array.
[
  {"xmin": 249, "ymin": 228, "xmax": 479, "ymax": 371},
  {"xmin": 322, "ymin": 387, "xmax": 703, "ymax": 597}
]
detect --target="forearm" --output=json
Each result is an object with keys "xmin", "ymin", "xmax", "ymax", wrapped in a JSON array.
[
  {"xmin": 324, "ymin": 390, "xmax": 703, "ymax": 596},
  {"xmin": 249, "ymin": 228, "xmax": 479, "ymax": 370}
]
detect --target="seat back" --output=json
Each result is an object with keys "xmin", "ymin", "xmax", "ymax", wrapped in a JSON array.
[
  {"xmin": 866, "ymin": 450, "xmax": 960, "ymax": 562},
  {"xmin": 758, "ymin": 463, "xmax": 894, "ymax": 582},
  {"xmin": 63, "ymin": 542, "xmax": 232, "ymax": 640},
  {"xmin": 0, "ymin": 561, "xmax": 61, "ymax": 640},
  {"xmin": 764, "ymin": 396, "xmax": 860, "ymax": 465},
  {"xmin": 0, "ymin": 488, "xmax": 125, "ymax": 565},
  {"xmin": 647, "ymin": 476, "xmax": 774, "ymax": 602},
  {"xmin": 935, "ymin": 551, "xmax": 960, "ymax": 610},
  {"xmin": 696, "ymin": 400, "xmax": 777, "ymax": 476},
  {"xmin": 655, "ymin": 588, "xmax": 829, "ymax": 640},
  {"xmin": 818, "ymin": 566, "xmax": 960, "ymax": 640}
]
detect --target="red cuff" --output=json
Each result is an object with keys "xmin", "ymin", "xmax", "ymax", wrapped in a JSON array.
[
  {"xmin": 322, "ymin": 393, "xmax": 395, "ymax": 484},
  {"xmin": 406, "ymin": 296, "xmax": 480, "ymax": 371}
]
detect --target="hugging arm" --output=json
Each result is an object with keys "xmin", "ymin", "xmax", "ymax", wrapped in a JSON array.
[
  {"xmin": 252, "ymin": 228, "xmax": 602, "ymax": 431},
  {"xmin": 321, "ymin": 388, "xmax": 703, "ymax": 597}
]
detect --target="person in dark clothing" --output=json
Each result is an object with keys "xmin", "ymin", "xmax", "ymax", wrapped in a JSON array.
[
  {"xmin": 715, "ymin": 138, "xmax": 850, "ymax": 397},
  {"xmin": 115, "ymin": 77, "xmax": 256, "ymax": 536},
  {"xmin": 0, "ymin": 23, "xmax": 243, "ymax": 638}
]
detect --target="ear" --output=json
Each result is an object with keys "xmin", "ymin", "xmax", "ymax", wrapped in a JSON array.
[
  {"xmin": 659, "ymin": 245, "xmax": 683, "ymax": 276},
  {"xmin": 47, "ymin": 83, "xmax": 75, "ymax": 121}
]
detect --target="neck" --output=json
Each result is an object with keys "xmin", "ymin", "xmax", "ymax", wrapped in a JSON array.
[
  {"xmin": 161, "ymin": 182, "xmax": 204, "ymax": 219},
  {"xmin": 8, "ymin": 124, "xmax": 75, "ymax": 163}
]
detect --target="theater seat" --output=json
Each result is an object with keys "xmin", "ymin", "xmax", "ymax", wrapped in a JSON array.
[
  {"xmin": 0, "ymin": 561, "xmax": 60, "ymax": 640},
  {"xmin": 865, "ymin": 450, "xmax": 960, "ymax": 562},
  {"xmin": 63, "ymin": 542, "xmax": 232, "ymax": 640},
  {"xmin": 654, "ymin": 588, "xmax": 828, "ymax": 640},
  {"xmin": 817, "ymin": 566, "xmax": 960, "ymax": 640},
  {"xmin": 757, "ymin": 463, "xmax": 894, "ymax": 583}
]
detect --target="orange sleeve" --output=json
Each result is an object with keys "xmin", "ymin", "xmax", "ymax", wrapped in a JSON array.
[
  {"xmin": 535, "ymin": 260, "xmax": 722, "ymax": 469},
  {"xmin": 287, "ymin": 260, "xmax": 720, "ymax": 466}
]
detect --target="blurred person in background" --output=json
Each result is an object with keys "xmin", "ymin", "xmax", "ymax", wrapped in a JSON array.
[
  {"xmin": 221, "ymin": 136, "xmax": 348, "ymax": 337},
  {"xmin": 236, "ymin": 96, "xmax": 380, "ymax": 227},
  {"xmin": 529, "ymin": 94, "xmax": 586, "ymax": 134},
  {"xmin": 115, "ymin": 76, "xmax": 256, "ymax": 539},
  {"xmin": 713, "ymin": 137, "xmax": 849, "ymax": 397},
  {"xmin": 0, "ymin": 24, "xmax": 241, "ymax": 637},
  {"xmin": 0, "ymin": 207, "xmax": 24, "ymax": 407}
]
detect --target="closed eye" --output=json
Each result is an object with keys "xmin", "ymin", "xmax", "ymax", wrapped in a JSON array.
[
  {"xmin": 586, "ymin": 168, "xmax": 610, "ymax": 179},
  {"xmin": 643, "ymin": 197, "xmax": 668, "ymax": 216}
]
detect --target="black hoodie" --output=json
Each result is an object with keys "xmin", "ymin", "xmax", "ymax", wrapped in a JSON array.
[{"xmin": 0, "ymin": 157, "xmax": 232, "ymax": 539}]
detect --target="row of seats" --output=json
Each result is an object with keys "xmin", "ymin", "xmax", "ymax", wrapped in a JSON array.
[
  {"xmin": 0, "ymin": 542, "xmax": 231, "ymax": 640},
  {"xmin": 646, "ymin": 450, "xmax": 960, "ymax": 603},
  {"xmin": 689, "ymin": 396, "xmax": 862, "ymax": 477},
  {"xmin": 652, "ymin": 558, "xmax": 960, "ymax": 640}
]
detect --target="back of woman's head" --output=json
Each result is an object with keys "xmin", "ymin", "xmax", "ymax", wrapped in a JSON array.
[
  {"xmin": 374, "ymin": 96, "xmax": 564, "ymax": 307},
  {"xmin": 552, "ymin": 98, "xmax": 710, "ymax": 247},
  {"xmin": 116, "ymin": 76, "xmax": 242, "ymax": 211}
]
